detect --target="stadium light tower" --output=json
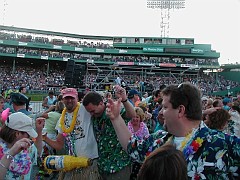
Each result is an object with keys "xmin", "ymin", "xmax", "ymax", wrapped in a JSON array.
[
  {"xmin": 146, "ymin": 0, "xmax": 185, "ymax": 37},
  {"xmin": 2, "ymin": 0, "xmax": 8, "ymax": 25}
]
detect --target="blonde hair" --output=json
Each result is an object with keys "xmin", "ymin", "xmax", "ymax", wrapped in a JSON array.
[{"xmin": 135, "ymin": 107, "xmax": 145, "ymax": 122}]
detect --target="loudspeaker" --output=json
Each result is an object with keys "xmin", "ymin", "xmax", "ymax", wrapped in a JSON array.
[
  {"xmin": 64, "ymin": 60, "xmax": 75, "ymax": 86},
  {"xmin": 72, "ymin": 64, "xmax": 86, "ymax": 87}
]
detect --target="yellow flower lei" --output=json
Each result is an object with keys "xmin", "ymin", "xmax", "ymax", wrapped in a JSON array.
[
  {"xmin": 179, "ymin": 130, "xmax": 193, "ymax": 151},
  {"xmin": 60, "ymin": 102, "xmax": 80, "ymax": 134}
]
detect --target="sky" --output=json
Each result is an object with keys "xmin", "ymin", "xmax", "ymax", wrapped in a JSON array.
[{"xmin": 0, "ymin": 0, "xmax": 239, "ymax": 65}]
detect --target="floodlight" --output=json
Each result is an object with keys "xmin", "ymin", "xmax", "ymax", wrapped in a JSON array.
[{"xmin": 146, "ymin": 0, "xmax": 185, "ymax": 37}]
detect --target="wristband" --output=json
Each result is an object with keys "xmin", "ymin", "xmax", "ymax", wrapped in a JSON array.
[
  {"xmin": 6, "ymin": 152, "xmax": 14, "ymax": 161},
  {"xmin": 121, "ymin": 99, "xmax": 128, "ymax": 103}
]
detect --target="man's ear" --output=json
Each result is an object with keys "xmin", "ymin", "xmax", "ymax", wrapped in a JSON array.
[{"xmin": 178, "ymin": 105, "xmax": 185, "ymax": 117}]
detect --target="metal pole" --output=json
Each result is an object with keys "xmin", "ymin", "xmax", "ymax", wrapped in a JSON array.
[
  {"xmin": 12, "ymin": 58, "xmax": 15, "ymax": 74},
  {"xmin": 47, "ymin": 61, "xmax": 50, "ymax": 76}
]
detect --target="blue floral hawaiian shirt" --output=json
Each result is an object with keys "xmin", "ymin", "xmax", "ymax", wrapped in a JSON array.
[{"xmin": 127, "ymin": 121, "xmax": 240, "ymax": 179}]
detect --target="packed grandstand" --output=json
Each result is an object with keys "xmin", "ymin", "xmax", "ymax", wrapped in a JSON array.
[{"xmin": 0, "ymin": 25, "xmax": 240, "ymax": 97}]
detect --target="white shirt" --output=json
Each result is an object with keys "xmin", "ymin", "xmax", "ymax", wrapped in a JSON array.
[
  {"xmin": 56, "ymin": 104, "xmax": 98, "ymax": 159},
  {"xmin": 173, "ymin": 136, "xmax": 185, "ymax": 150}
]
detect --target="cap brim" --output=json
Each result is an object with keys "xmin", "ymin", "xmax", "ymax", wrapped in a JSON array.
[
  {"xmin": 27, "ymin": 129, "xmax": 38, "ymax": 138},
  {"xmin": 62, "ymin": 94, "xmax": 77, "ymax": 99}
]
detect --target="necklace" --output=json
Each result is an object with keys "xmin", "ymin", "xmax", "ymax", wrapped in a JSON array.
[
  {"xmin": 179, "ymin": 127, "xmax": 203, "ymax": 159},
  {"xmin": 179, "ymin": 131, "xmax": 194, "ymax": 151},
  {"xmin": 60, "ymin": 102, "xmax": 80, "ymax": 134}
]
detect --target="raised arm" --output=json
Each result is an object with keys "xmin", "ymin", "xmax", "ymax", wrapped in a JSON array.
[
  {"xmin": 106, "ymin": 98, "xmax": 132, "ymax": 151},
  {"xmin": 114, "ymin": 85, "xmax": 136, "ymax": 118},
  {"xmin": 0, "ymin": 138, "xmax": 32, "ymax": 177},
  {"xmin": 34, "ymin": 117, "xmax": 45, "ymax": 156}
]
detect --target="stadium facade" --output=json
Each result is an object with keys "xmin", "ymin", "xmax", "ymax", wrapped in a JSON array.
[{"xmin": 2, "ymin": 25, "xmax": 236, "ymax": 95}]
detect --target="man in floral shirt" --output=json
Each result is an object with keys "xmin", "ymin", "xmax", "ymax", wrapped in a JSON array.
[
  {"xmin": 106, "ymin": 82, "xmax": 240, "ymax": 179},
  {"xmin": 83, "ymin": 85, "xmax": 136, "ymax": 180}
]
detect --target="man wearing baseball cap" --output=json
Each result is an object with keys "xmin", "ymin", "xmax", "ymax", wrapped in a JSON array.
[
  {"xmin": 128, "ymin": 89, "xmax": 140, "ymax": 107},
  {"xmin": 10, "ymin": 92, "xmax": 30, "ymax": 115},
  {"xmin": 43, "ymin": 88, "xmax": 100, "ymax": 179}
]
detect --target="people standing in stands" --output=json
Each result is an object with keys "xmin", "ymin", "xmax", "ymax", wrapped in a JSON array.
[{"xmin": 42, "ymin": 90, "xmax": 57, "ymax": 110}]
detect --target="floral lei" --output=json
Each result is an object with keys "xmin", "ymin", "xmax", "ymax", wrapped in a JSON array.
[
  {"xmin": 60, "ymin": 102, "xmax": 80, "ymax": 135},
  {"xmin": 179, "ymin": 130, "xmax": 204, "ymax": 159}
]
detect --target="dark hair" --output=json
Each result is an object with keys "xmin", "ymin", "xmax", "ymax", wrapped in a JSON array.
[
  {"xmin": 48, "ymin": 90, "xmax": 54, "ymax": 95},
  {"xmin": 78, "ymin": 91, "xmax": 85, "ymax": 101},
  {"xmin": 232, "ymin": 106, "xmax": 240, "ymax": 114},
  {"xmin": 56, "ymin": 101, "xmax": 64, "ymax": 113},
  {"xmin": 232, "ymin": 102, "xmax": 240, "ymax": 114},
  {"xmin": 206, "ymin": 109, "xmax": 231, "ymax": 131},
  {"xmin": 154, "ymin": 90, "xmax": 161, "ymax": 98},
  {"xmin": 19, "ymin": 86, "xmax": 25, "ymax": 93},
  {"xmin": 0, "ymin": 125, "xmax": 17, "ymax": 144},
  {"xmin": 57, "ymin": 94, "xmax": 63, "ymax": 101},
  {"xmin": 213, "ymin": 99, "xmax": 221, "ymax": 107},
  {"xmin": 137, "ymin": 143, "xmax": 187, "ymax": 180},
  {"xmin": 82, "ymin": 92, "xmax": 103, "ymax": 106},
  {"xmin": 161, "ymin": 82, "xmax": 202, "ymax": 120},
  {"xmin": 159, "ymin": 84, "xmax": 167, "ymax": 91},
  {"xmin": 223, "ymin": 101, "xmax": 228, "ymax": 106}
]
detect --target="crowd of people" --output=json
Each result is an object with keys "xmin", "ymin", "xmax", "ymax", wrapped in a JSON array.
[
  {"xmin": 1, "ymin": 63, "xmax": 239, "ymax": 98},
  {"xmin": 0, "ymin": 30, "xmax": 221, "ymax": 67},
  {"xmin": 0, "ymin": 80, "xmax": 239, "ymax": 179},
  {"xmin": 0, "ymin": 45, "xmax": 220, "ymax": 67},
  {"xmin": 0, "ymin": 65, "xmax": 65, "ymax": 92}
]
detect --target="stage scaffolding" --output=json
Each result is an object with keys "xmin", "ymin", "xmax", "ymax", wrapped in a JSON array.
[{"xmin": 83, "ymin": 60, "xmax": 201, "ymax": 93}]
